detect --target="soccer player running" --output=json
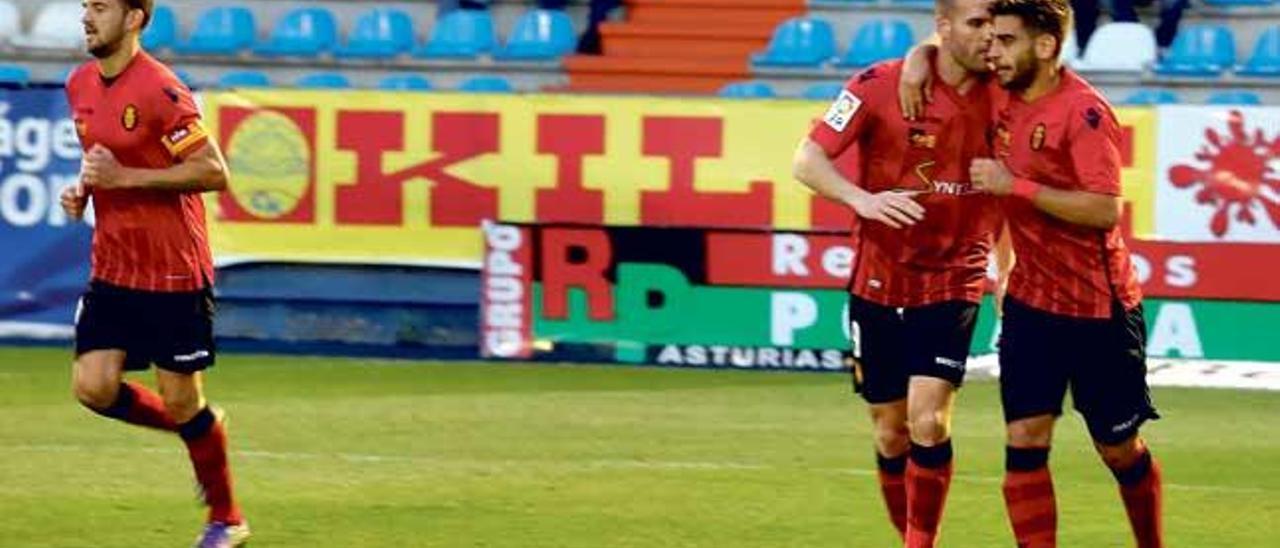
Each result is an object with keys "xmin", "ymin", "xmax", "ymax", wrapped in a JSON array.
[
  {"xmin": 791, "ymin": 1, "xmax": 1002, "ymax": 544},
  {"xmin": 59, "ymin": 1, "xmax": 248, "ymax": 546},
  {"xmin": 952, "ymin": 0, "xmax": 1162, "ymax": 545}
]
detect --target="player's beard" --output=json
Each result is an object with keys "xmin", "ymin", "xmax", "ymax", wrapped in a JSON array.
[
  {"xmin": 87, "ymin": 25, "xmax": 125, "ymax": 59},
  {"xmin": 996, "ymin": 49, "xmax": 1037, "ymax": 92}
]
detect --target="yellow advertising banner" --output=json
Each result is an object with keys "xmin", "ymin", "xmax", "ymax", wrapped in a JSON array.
[{"xmin": 201, "ymin": 91, "xmax": 1158, "ymax": 265}]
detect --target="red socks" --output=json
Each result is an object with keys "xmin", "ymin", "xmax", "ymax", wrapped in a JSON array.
[
  {"xmin": 1003, "ymin": 446, "xmax": 1056, "ymax": 548},
  {"xmin": 98, "ymin": 382, "xmax": 177, "ymax": 432},
  {"xmin": 179, "ymin": 407, "xmax": 243, "ymax": 525},
  {"xmin": 876, "ymin": 452, "xmax": 908, "ymax": 538},
  {"xmin": 1112, "ymin": 450, "xmax": 1164, "ymax": 548},
  {"xmin": 905, "ymin": 440, "xmax": 954, "ymax": 548}
]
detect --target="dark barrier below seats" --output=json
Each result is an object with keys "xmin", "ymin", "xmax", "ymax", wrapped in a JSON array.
[{"xmin": 214, "ymin": 263, "xmax": 481, "ymax": 360}]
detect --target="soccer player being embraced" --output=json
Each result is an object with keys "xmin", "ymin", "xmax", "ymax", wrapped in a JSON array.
[
  {"xmin": 60, "ymin": 1, "xmax": 248, "ymax": 546},
  {"xmin": 791, "ymin": 0, "xmax": 1006, "ymax": 545},
  {"xmin": 899, "ymin": 0, "xmax": 1163, "ymax": 546}
]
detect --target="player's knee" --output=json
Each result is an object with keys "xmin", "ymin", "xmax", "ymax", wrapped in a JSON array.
[
  {"xmin": 73, "ymin": 377, "xmax": 117, "ymax": 411},
  {"xmin": 1007, "ymin": 417, "xmax": 1053, "ymax": 447},
  {"xmin": 873, "ymin": 420, "xmax": 911, "ymax": 456},
  {"xmin": 161, "ymin": 390, "xmax": 200, "ymax": 423},
  {"xmin": 908, "ymin": 407, "xmax": 952, "ymax": 444},
  {"xmin": 1096, "ymin": 436, "xmax": 1145, "ymax": 470}
]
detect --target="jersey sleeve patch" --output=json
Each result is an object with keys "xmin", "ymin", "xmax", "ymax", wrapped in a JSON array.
[
  {"xmin": 162, "ymin": 121, "xmax": 208, "ymax": 157},
  {"xmin": 823, "ymin": 90, "xmax": 862, "ymax": 133}
]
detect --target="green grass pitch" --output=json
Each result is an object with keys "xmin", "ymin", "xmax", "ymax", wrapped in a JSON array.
[{"xmin": 1, "ymin": 346, "xmax": 1278, "ymax": 547}]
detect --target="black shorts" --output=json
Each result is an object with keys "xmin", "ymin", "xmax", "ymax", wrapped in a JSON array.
[
  {"xmin": 74, "ymin": 280, "xmax": 217, "ymax": 373},
  {"xmin": 999, "ymin": 297, "xmax": 1159, "ymax": 445},
  {"xmin": 848, "ymin": 295, "xmax": 979, "ymax": 404}
]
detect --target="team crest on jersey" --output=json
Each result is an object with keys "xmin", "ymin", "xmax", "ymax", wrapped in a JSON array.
[
  {"xmin": 1031, "ymin": 123, "xmax": 1046, "ymax": 150},
  {"xmin": 121, "ymin": 104, "xmax": 139, "ymax": 131},
  {"xmin": 823, "ymin": 90, "xmax": 862, "ymax": 132}
]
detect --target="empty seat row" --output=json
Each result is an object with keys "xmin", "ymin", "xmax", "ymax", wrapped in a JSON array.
[
  {"xmin": 1123, "ymin": 88, "xmax": 1263, "ymax": 104},
  {"xmin": 217, "ymin": 71, "xmax": 515, "ymax": 92},
  {"xmin": 753, "ymin": 17, "xmax": 914, "ymax": 69},
  {"xmin": 1073, "ymin": 23, "xmax": 1280, "ymax": 76},
  {"xmin": 5, "ymin": 2, "xmax": 577, "ymax": 62},
  {"xmin": 0, "ymin": 60, "xmax": 518, "ymax": 92},
  {"xmin": 752, "ymin": 15, "xmax": 1280, "ymax": 79}
]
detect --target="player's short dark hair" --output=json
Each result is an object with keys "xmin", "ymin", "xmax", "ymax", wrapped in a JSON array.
[
  {"xmin": 990, "ymin": 0, "xmax": 1072, "ymax": 54},
  {"xmin": 120, "ymin": 0, "xmax": 153, "ymax": 29}
]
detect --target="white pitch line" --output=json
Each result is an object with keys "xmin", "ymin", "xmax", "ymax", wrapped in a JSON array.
[{"xmin": 3, "ymin": 443, "xmax": 1269, "ymax": 495}]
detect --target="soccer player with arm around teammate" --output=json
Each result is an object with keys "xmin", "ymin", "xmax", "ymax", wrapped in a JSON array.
[
  {"xmin": 60, "ymin": 1, "xmax": 248, "ymax": 546},
  {"xmin": 948, "ymin": 0, "xmax": 1162, "ymax": 546},
  {"xmin": 792, "ymin": 0, "xmax": 1002, "ymax": 545}
]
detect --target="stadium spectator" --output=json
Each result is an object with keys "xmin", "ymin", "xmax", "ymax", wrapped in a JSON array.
[
  {"xmin": 438, "ymin": 0, "xmax": 490, "ymax": 15},
  {"xmin": 1073, "ymin": 0, "xmax": 1187, "ymax": 53}
]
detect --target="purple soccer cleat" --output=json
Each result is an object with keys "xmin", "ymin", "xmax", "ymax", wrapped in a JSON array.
[{"xmin": 194, "ymin": 521, "xmax": 251, "ymax": 548}]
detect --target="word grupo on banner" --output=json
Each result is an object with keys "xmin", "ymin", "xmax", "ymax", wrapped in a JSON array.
[
  {"xmin": 480, "ymin": 223, "xmax": 1280, "ymax": 369},
  {"xmin": 199, "ymin": 90, "xmax": 1159, "ymax": 266}
]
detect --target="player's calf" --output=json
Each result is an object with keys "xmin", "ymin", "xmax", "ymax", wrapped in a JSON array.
[
  {"xmin": 901, "ymin": 379, "xmax": 958, "ymax": 548},
  {"xmin": 868, "ymin": 401, "xmax": 910, "ymax": 538},
  {"xmin": 1097, "ymin": 435, "xmax": 1164, "ymax": 548}
]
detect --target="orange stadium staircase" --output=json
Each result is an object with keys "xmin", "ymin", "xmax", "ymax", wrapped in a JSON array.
[{"xmin": 564, "ymin": 0, "xmax": 807, "ymax": 94}]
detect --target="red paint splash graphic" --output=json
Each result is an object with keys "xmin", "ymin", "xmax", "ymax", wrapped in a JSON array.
[{"xmin": 1168, "ymin": 110, "xmax": 1280, "ymax": 237}]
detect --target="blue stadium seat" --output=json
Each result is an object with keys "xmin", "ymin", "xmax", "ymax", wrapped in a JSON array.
[
  {"xmin": 752, "ymin": 17, "xmax": 837, "ymax": 68},
  {"xmin": 494, "ymin": 9, "xmax": 575, "ymax": 61},
  {"xmin": 718, "ymin": 81, "xmax": 776, "ymax": 98},
  {"xmin": 837, "ymin": 19, "xmax": 915, "ymax": 68},
  {"xmin": 1153, "ymin": 25, "xmax": 1236, "ymax": 77},
  {"xmin": 218, "ymin": 70, "xmax": 270, "ymax": 88},
  {"xmin": 296, "ymin": 72, "xmax": 351, "ymax": 89},
  {"xmin": 173, "ymin": 6, "xmax": 255, "ymax": 55},
  {"xmin": 254, "ymin": 7, "xmax": 337, "ymax": 58},
  {"xmin": 0, "ymin": 63, "xmax": 30, "ymax": 86},
  {"xmin": 1122, "ymin": 88, "xmax": 1180, "ymax": 105},
  {"xmin": 141, "ymin": 5, "xmax": 176, "ymax": 51},
  {"xmin": 803, "ymin": 82, "xmax": 845, "ymax": 100},
  {"xmin": 459, "ymin": 75, "xmax": 514, "ymax": 93},
  {"xmin": 1206, "ymin": 90, "xmax": 1262, "ymax": 105},
  {"xmin": 379, "ymin": 74, "xmax": 433, "ymax": 90},
  {"xmin": 333, "ymin": 8, "xmax": 415, "ymax": 59},
  {"xmin": 415, "ymin": 9, "xmax": 496, "ymax": 59},
  {"xmin": 1238, "ymin": 26, "xmax": 1280, "ymax": 77}
]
